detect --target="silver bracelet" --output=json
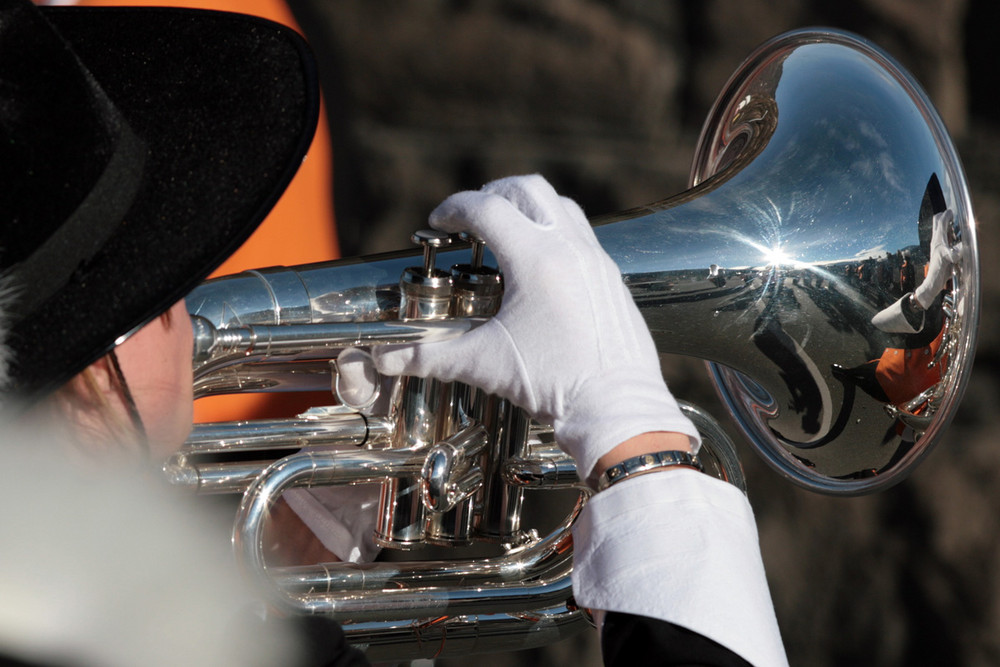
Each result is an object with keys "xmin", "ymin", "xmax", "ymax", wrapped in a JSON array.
[{"xmin": 596, "ymin": 450, "xmax": 702, "ymax": 492}]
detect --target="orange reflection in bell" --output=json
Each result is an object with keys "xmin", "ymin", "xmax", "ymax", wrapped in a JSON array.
[{"xmin": 875, "ymin": 328, "xmax": 946, "ymax": 409}]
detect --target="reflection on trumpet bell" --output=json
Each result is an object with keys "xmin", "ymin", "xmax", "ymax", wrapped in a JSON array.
[{"xmin": 598, "ymin": 29, "xmax": 977, "ymax": 493}]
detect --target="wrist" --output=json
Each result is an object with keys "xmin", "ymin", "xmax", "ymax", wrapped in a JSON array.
[
  {"xmin": 556, "ymin": 368, "xmax": 700, "ymax": 481},
  {"xmin": 593, "ymin": 431, "xmax": 696, "ymax": 478}
]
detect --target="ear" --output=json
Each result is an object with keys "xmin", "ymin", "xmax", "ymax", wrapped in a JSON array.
[
  {"xmin": 70, "ymin": 356, "xmax": 116, "ymax": 399},
  {"xmin": 52, "ymin": 356, "xmax": 124, "ymax": 438}
]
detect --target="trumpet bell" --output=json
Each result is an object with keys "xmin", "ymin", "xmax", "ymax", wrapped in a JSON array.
[{"xmin": 594, "ymin": 29, "xmax": 977, "ymax": 493}]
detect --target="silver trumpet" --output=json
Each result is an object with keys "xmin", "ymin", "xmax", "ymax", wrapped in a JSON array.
[{"xmin": 170, "ymin": 29, "xmax": 978, "ymax": 660}]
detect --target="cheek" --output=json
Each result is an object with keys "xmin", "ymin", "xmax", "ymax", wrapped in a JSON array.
[
  {"xmin": 161, "ymin": 302, "xmax": 194, "ymax": 399},
  {"xmin": 154, "ymin": 320, "xmax": 194, "ymax": 457},
  {"xmin": 116, "ymin": 301, "xmax": 194, "ymax": 458},
  {"xmin": 151, "ymin": 303, "xmax": 195, "ymax": 457}
]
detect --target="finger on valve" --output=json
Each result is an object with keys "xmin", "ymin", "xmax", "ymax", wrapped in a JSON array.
[
  {"xmin": 378, "ymin": 175, "xmax": 698, "ymax": 482},
  {"xmin": 334, "ymin": 347, "xmax": 381, "ymax": 411}
]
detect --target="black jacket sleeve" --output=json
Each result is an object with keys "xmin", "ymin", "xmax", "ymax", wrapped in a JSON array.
[{"xmin": 602, "ymin": 612, "xmax": 753, "ymax": 667}]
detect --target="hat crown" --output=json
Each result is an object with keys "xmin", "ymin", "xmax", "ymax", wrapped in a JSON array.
[
  {"xmin": 1, "ymin": 1, "xmax": 133, "ymax": 270},
  {"xmin": 0, "ymin": 2, "xmax": 319, "ymax": 398}
]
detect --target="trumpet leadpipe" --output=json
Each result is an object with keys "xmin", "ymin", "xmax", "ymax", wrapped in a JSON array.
[
  {"xmin": 192, "ymin": 315, "xmax": 484, "ymax": 375},
  {"xmin": 165, "ymin": 412, "xmax": 394, "ymax": 494}
]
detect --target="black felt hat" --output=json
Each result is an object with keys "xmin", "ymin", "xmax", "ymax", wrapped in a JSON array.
[{"xmin": 0, "ymin": 1, "xmax": 319, "ymax": 399}]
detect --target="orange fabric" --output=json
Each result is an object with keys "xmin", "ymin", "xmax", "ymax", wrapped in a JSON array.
[
  {"xmin": 72, "ymin": 0, "xmax": 341, "ymax": 422},
  {"xmin": 876, "ymin": 264, "xmax": 949, "ymax": 410},
  {"xmin": 874, "ymin": 328, "xmax": 946, "ymax": 408},
  {"xmin": 69, "ymin": 0, "xmax": 301, "ymax": 32}
]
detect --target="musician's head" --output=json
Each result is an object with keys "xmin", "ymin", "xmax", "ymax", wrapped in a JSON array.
[{"xmin": 0, "ymin": 0, "xmax": 319, "ymax": 457}]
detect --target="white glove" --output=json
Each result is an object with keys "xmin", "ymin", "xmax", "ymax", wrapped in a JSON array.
[
  {"xmin": 373, "ymin": 175, "xmax": 699, "ymax": 480},
  {"xmin": 334, "ymin": 346, "xmax": 383, "ymax": 410},
  {"xmin": 872, "ymin": 208, "xmax": 960, "ymax": 334},
  {"xmin": 282, "ymin": 347, "xmax": 386, "ymax": 564},
  {"xmin": 871, "ymin": 293, "xmax": 923, "ymax": 334},
  {"xmin": 913, "ymin": 208, "xmax": 960, "ymax": 310},
  {"xmin": 283, "ymin": 484, "xmax": 382, "ymax": 563}
]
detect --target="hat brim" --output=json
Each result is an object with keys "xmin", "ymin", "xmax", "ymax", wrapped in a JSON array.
[{"xmin": 9, "ymin": 7, "xmax": 319, "ymax": 398}]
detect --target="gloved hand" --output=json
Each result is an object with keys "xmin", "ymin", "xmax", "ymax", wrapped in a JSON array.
[
  {"xmin": 373, "ymin": 175, "xmax": 699, "ymax": 481},
  {"xmin": 334, "ymin": 346, "xmax": 383, "ymax": 411},
  {"xmin": 872, "ymin": 208, "xmax": 960, "ymax": 334},
  {"xmin": 913, "ymin": 208, "xmax": 960, "ymax": 310},
  {"xmin": 283, "ymin": 483, "xmax": 382, "ymax": 563}
]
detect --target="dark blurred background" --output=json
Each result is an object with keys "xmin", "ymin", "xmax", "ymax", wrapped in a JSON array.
[{"xmin": 286, "ymin": 1, "xmax": 1000, "ymax": 664}]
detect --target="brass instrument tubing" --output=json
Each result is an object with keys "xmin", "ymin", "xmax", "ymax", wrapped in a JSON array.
[
  {"xmin": 193, "ymin": 318, "xmax": 483, "ymax": 380},
  {"xmin": 165, "ymin": 461, "xmax": 271, "ymax": 495},
  {"xmin": 183, "ymin": 414, "xmax": 383, "ymax": 453},
  {"xmin": 678, "ymin": 401, "xmax": 747, "ymax": 494},
  {"xmin": 346, "ymin": 604, "xmax": 589, "ymax": 661},
  {"xmin": 478, "ymin": 402, "xmax": 531, "ymax": 540},
  {"xmin": 502, "ymin": 455, "xmax": 581, "ymax": 488},
  {"xmin": 167, "ymin": 415, "xmax": 394, "ymax": 494},
  {"xmin": 234, "ymin": 447, "xmax": 427, "ymax": 595},
  {"xmin": 235, "ymin": 446, "xmax": 585, "ymax": 619},
  {"xmin": 273, "ymin": 523, "xmax": 580, "ymax": 620},
  {"xmin": 193, "ymin": 360, "xmax": 334, "ymax": 400},
  {"xmin": 170, "ymin": 419, "xmax": 556, "ymax": 494},
  {"xmin": 273, "ymin": 494, "xmax": 582, "ymax": 597},
  {"xmin": 290, "ymin": 572, "xmax": 576, "ymax": 621}
]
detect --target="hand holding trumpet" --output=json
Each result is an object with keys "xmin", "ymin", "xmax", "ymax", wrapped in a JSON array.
[
  {"xmin": 364, "ymin": 174, "xmax": 700, "ymax": 482},
  {"xmin": 341, "ymin": 174, "xmax": 787, "ymax": 665}
]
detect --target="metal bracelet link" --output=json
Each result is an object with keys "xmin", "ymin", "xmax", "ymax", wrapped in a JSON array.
[{"xmin": 596, "ymin": 450, "xmax": 703, "ymax": 492}]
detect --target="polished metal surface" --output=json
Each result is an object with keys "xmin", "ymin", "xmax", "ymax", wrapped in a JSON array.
[
  {"xmin": 191, "ymin": 315, "xmax": 478, "ymax": 373},
  {"xmin": 451, "ymin": 264, "xmax": 503, "ymax": 317},
  {"xmin": 165, "ymin": 408, "xmax": 393, "ymax": 494},
  {"xmin": 344, "ymin": 604, "xmax": 589, "ymax": 662},
  {"xmin": 190, "ymin": 315, "xmax": 480, "ymax": 400},
  {"xmin": 379, "ymin": 243, "xmax": 461, "ymax": 547},
  {"xmin": 681, "ymin": 401, "xmax": 747, "ymax": 492},
  {"xmin": 179, "ymin": 29, "xmax": 979, "ymax": 658},
  {"xmin": 597, "ymin": 449, "xmax": 703, "ymax": 492},
  {"xmin": 594, "ymin": 29, "xmax": 978, "ymax": 493},
  {"xmin": 233, "ymin": 446, "xmax": 584, "ymax": 630},
  {"xmin": 421, "ymin": 424, "xmax": 488, "ymax": 512},
  {"xmin": 433, "ymin": 255, "xmax": 510, "ymax": 546},
  {"xmin": 233, "ymin": 447, "xmax": 429, "ymax": 586},
  {"xmin": 187, "ymin": 30, "xmax": 977, "ymax": 495}
]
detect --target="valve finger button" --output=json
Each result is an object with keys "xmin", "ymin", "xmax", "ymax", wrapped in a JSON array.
[
  {"xmin": 412, "ymin": 229, "xmax": 453, "ymax": 275},
  {"xmin": 459, "ymin": 231, "xmax": 486, "ymax": 269}
]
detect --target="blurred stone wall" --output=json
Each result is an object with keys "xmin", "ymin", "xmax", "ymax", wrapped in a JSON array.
[{"xmin": 287, "ymin": 1, "xmax": 1000, "ymax": 664}]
